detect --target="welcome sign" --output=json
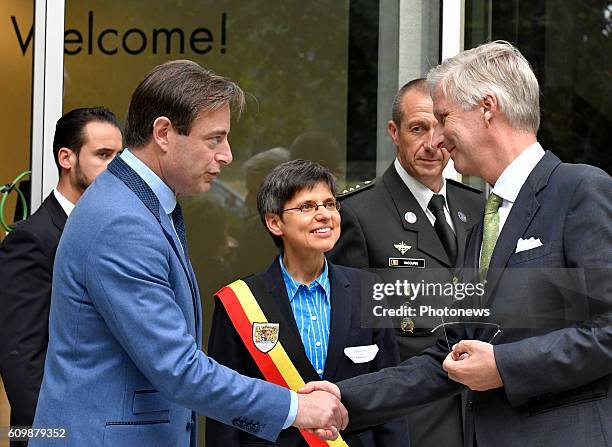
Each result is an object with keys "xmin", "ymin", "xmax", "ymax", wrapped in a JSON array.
[{"xmin": 11, "ymin": 11, "xmax": 228, "ymax": 56}]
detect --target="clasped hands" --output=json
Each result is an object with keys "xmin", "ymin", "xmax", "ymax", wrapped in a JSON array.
[
  {"xmin": 293, "ymin": 339, "xmax": 503, "ymax": 440},
  {"xmin": 293, "ymin": 381, "xmax": 345, "ymax": 441},
  {"xmin": 442, "ymin": 340, "xmax": 503, "ymax": 391}
]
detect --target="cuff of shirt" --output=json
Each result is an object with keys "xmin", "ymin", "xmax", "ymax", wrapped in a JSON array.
[{"xmin": 282, "ymin": 390, "xmax": 298, "ymax": 429}]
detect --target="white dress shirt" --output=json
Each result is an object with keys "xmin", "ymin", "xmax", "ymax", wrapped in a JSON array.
[
  {"xmin": 491, "ymin": 142, "xmax": 546, "ymax": 235},
  {"xmin": 394, "ymin": 158, "xmax": 456, "ymax": 232},
  {"xmin": 53, "ymin": 189, "xmax": 75, "ymax": 217}
]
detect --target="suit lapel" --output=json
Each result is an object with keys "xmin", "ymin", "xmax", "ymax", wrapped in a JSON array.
[
  {"xmin": 484, "ymin": 151, "xmax": 561, "ymax": 303},
  {"xmin": 382, "ymin": 165, "xmax": 451, "ymax": 266},
  {"xmin": 259, "ymin": 261, "xmax": 321, "ymax": 382},
  {"xmin": 446, "ymin": 184, "xmax": 474, "ymax": 269},
  {"xmin": 107, "ymin": 157, "xmax": 200, "ymax": 334},
  {"xmin": 322, "ymin": 263, "xmax": 351, "ymax": 380},
  {"xmin": 159, "ymin": 213, "xmax": 194, "ymax": 282},
  {"xmin": 44, "ymin": 193, "xmax": 68, "ymax": 232},
  {"xmin": 490, "ymin": 188, "xmax": 541, "ymax": 270},
  {"xmin": 466, "ymin": 222, "xmax": 482, "ymax": 265},
  {"xmin": 159, "ymin": 213, "xmax": 200, "ymax": 327}
]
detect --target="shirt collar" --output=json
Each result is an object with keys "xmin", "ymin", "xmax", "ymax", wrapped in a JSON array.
[
  {"xmin": 492, "ymin": 142, "xmax": 545, "ymax": 203},
  {"xmin": 394, "ymin": 158, "xmax": 448, "ymax": 213},
  {"xmin": 278, "ymin": 255, "xmax": 330, "ymax": 303},
  {"xmin": 53, "ymin": 188, "xmax": 75, "ymax": 216},
  {"xmin": 120, "ymin": 148, "xmax": 177, "ymax": 214}
]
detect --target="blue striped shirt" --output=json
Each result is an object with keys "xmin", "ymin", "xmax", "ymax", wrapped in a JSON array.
[{"xmin": 279, "ymin": 256, "xmax": 331, "ymax": 377}]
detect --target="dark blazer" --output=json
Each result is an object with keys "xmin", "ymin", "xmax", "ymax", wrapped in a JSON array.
[
  {"xmin": 0, "ymin": 193, "xmax": 66, "ymax": 429},
  {"xmin": 336, "ymin": 151, "xmax": 612, "ymax": 447},
  {"xmin": 328, "ymin": 164, "xmax": 483, "ymax": 447},
  {"xmin": 206, "ymin": 259, "xmax": 409, "ymax": 447}
]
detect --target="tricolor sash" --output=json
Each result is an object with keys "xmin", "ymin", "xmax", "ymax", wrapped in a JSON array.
[{"xmin": 215, "ymin": 278, "xmax": 349, "ymax": 447}]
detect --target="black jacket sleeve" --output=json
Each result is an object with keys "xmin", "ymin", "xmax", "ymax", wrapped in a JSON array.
[{"xmin": 0, "ymin": 226, "xmax": 54, "ymax": 426}]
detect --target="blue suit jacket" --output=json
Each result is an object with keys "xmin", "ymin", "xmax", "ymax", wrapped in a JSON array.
[{"xmin": 32, "ymin": 157, "xmax": 291, "ymax": 446}]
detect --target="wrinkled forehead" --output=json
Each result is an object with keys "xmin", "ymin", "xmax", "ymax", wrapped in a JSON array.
[{"xmin": 401, "ymin": 90, "xmax": 434, "ymax": 117}]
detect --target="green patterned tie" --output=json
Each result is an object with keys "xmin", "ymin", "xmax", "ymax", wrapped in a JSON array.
[{"xmin": 479, "ymin": 192, "xmax": 503, "ymax": 278}]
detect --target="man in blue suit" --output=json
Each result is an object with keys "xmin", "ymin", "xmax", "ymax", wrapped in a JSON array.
[
  {"xmin": 31, "ymin": 61, "xmax": 347, "ymax": 447},
  {"xmin": 302, "ymin": 41, "xmax": 612, "ymax": 447}
]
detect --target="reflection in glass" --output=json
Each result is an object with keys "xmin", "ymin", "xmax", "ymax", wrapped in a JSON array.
[{"xmin": 465, "ymin": 0, "xmax": 611, "ymax": 177}]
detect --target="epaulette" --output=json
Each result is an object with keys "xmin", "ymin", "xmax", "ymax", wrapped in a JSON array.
[
  {"xmin": 337, "ymin": 179, "xmax": 376, "ymax": 198},
  {"xmin": 446, "ymin": 178, "xmax": 484, "ymax": 195}
]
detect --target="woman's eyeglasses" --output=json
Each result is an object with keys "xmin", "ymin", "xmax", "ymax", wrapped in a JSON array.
[{"xmin": 282, "ymin": 200, "xmax": 341, "ymax": 214}]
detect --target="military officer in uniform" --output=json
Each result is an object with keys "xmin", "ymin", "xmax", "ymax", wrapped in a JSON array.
[{"xmin": 328, "ymin": 78, "xmax": 484, "ymax": 447}]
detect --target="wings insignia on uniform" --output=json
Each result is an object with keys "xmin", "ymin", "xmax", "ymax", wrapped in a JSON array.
[{"xmin": 394, "ymin": 241, "xmax": 412, "ymax": 255}]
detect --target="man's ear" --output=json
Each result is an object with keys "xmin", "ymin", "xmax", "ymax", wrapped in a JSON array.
[
  {"xmin": 264, "ymin": 213, "xmax": 284, "ymax": 238},
  {"xmin": 152, "ymin": 116, "xmax": 173, "ymax": 151},
  {"xmin": 482, "ymin": 93, "xmax": 499, "ymax": 126},
  {"xmin": 57, "ymin": 147, "xmax": 75, "ymax": 171},
  {"xmin": 387, "ymin": 119, "xmax": 400, "ymax": 146}
]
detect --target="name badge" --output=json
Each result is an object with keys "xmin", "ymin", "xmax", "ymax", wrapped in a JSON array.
[
  {"xmin": 388, "ymin": 257, "xmax": 425, "ymax": 268},
  {"xmin": 344, "ymin": 344, "xmax": 379, "ymax": 363}
]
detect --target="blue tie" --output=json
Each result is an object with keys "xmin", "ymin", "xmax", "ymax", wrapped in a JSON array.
[{"xmin": 171, "ymin": 202, "xmax": 187, "ymax": 250}]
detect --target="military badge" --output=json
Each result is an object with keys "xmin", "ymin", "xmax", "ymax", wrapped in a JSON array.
[
  {"xmin": 400, "ymin": 317, "xmax": 415, "ymax": 334},
  {"xmin": 252, "ymin": 323, "xmax": 279, "ymax": 353},
  {"xmin": 394, "ymin": 241, "xmax": 412, "ymax": 255},
  {"xmin": 404, "ymin": 211, "xmax": 417, "ymax": 224}
]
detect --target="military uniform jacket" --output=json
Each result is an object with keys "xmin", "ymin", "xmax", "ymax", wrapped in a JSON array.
[{"xmin": 329, "ymin": 163, "xmax": 484, "ymax": 272}]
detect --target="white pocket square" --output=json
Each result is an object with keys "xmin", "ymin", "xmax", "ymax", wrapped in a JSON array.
[
  {"xmin": 344, "ymin": 344, "xmax": 379, "ymax": 363},
  {"xmin": 515, "ymin": 237, "xmax": 543, "ymax": 253}
]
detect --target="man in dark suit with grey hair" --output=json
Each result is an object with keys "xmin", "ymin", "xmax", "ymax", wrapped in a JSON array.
[{"xmin": 305, "ymin": 40, "xmax": 612, "ymax": 447}]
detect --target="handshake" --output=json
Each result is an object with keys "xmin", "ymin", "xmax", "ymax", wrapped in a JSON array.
[
  {"xmin": 291, "ymin": 339, "xmax": 505, "ymax": 441},
  {"xmin": 292, "ymin": 381, "xmax": 346, "ymax": 441}
]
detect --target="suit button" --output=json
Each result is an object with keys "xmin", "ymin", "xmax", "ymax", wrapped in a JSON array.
[{"xmin": 468, "ymin": 400, "xmax": 473, "ymax": 410}]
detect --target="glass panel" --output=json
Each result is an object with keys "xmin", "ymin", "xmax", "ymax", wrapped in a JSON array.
[
  {"xmin": 465, "ymin": 0, "xmax": 612, "ymax": 177},
  {"xmin": 0, "ymin": 0, "xmax": 34, "ymax": 431},
  {"xmin": 0, "ymin": 0, "xmax": 34, "ymax": 235},
  {"xmin": 62, "ymin": 3, "xmax": 357, "ymax": 281},
  {"xmin": 62, "ymin": 2, "xmax": 381, "ymax": 443}
]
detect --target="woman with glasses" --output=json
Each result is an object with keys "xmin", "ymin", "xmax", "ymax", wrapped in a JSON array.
[{"xmin": 206, "ymin": 159, "xmax": 408, "ymax": 446}]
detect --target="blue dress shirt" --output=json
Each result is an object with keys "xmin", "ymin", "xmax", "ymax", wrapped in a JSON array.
[
  {"xmin": 279, "ymin": 256, "xmax": 331, "ymax": 377},
  {"xmin": 120, "ymin": 149, "xmax": 183, "ymax": 250}
]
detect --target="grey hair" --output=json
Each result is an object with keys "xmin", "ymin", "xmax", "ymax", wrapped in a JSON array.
[{"xmin": 427, "ymin": 40, "xmax": 540, "ymax": 133}]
